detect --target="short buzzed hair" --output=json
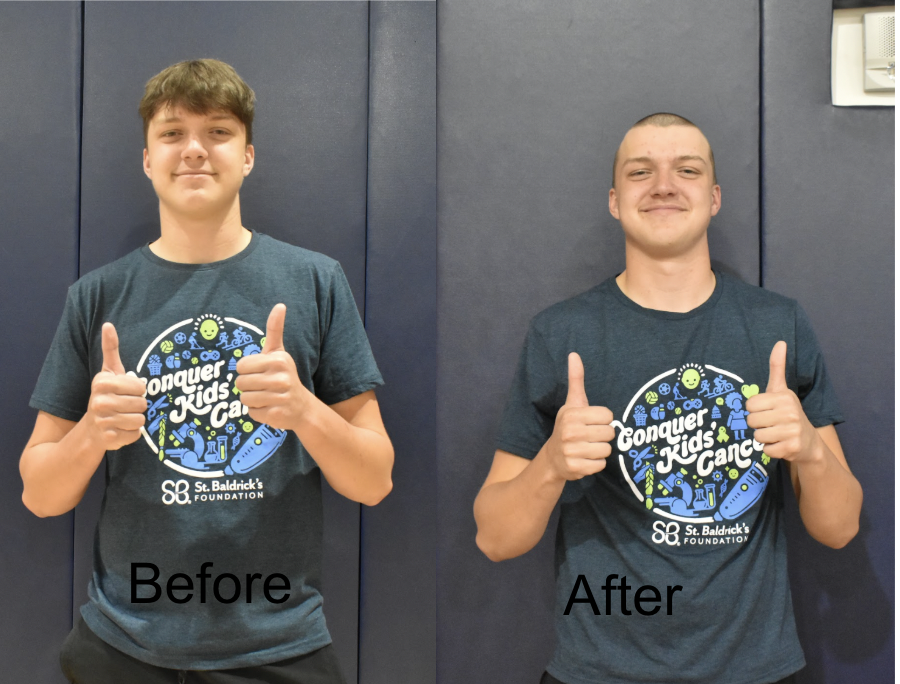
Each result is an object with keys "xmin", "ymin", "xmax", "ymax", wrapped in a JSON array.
[
  {"xmin": 139, "ymin": 59, "xmax": 256, "ymax": 145},
  {"xmin": 612, "ymin": 112, "xmax": 717, "ymax": 187}
]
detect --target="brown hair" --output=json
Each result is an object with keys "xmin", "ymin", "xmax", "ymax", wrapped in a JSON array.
[
  {"xmin": 139, "ymin": 59, "xmax": 255, "ymax": 145},
  {"xmin": 612, "ymin": 112, "xmax": 716, "ymax": 187}
]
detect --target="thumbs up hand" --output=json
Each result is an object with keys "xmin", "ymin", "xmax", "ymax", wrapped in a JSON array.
[
  {"xmin": 87, "ymin": 323, "xmax": 147, "ymax": 451},
  {"xmin": 746, "ymin": 341, "xmax": 817, "ymax": 463},
  {"xmin": 544, "ymin": 353, "xmax": 615, "ymax": 481},
  {"xmin": 236, "ymin": 304, "xmax": 310, "ymax": 431}
]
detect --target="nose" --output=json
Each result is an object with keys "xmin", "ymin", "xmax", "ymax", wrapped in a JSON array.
[
  {"xmin": 181, "ymin": 134, "xmax": 207, "ymax": 161},
  {"xmin": 650, "ymin": 168, "xmax": 677, "ymax": 197}
]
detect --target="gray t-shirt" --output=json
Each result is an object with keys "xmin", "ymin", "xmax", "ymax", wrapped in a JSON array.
[
  {"xmin": 30, "ymin": 231, "xmax": 383, "ymax": 670},
  {"xmin": 497, "ymin": 272, "xmax": 843, "ymax": 684}
]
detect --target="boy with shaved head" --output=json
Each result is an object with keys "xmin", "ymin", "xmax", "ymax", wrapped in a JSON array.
[
  {"xmin": 21, "ymin": 59, "xmax": 393, "ymax": 683},
  {"xmin": 475, "ymin": 113, "xmax": 861, "ymax": 684}
]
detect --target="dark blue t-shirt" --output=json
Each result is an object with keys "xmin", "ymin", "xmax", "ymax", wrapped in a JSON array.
[
  {"xmin": 30, "ymin": 231, "xmax": 383, "ymax": 669},
  {"xmin": 497, "ymin": 272, "xmax": 843, "ymax": 684}
]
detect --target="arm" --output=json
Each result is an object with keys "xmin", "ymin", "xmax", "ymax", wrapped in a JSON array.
[
  {"xmin": 21, "ymin": 412, "xmax": 103, "ymax": 517},
  {"xmin": 473, "ymin": 353, "xmax": 614, "ymax": 561},
  {"xmin": 236, "ymin": 304, "xmax": 393, "ymax": 506},
  {"xmin": 747, "ymin": 341, "xmax": 862, "ymax": 548},
  {"xmin": 789, "ymin": 425, "xmax": 861, "ymax": 548},
  {"xmin": 20, "ymin": 324, "xmax": 147, "ymax": 518},
  {"xmin": 294, "ymin": 389, "xmax": 393, "ymax": 506}
]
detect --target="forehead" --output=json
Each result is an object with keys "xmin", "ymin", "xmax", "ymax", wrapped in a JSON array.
[{"xmin": 617, "ymin": 125, "xmax": 711, "ymax": 163}]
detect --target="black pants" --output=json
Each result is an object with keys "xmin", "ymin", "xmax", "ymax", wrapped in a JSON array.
[
  {"xmin": 61, "ymin": 617, "xmax": 347, "ymax": 684},
  {"xmin": 540, "ymin": 671, "xmax": 800, "ymax": 684}
]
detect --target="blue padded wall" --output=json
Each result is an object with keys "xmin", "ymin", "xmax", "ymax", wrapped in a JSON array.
[
  {"xmin": 76, "ymin": 2, "xmax": 369, "ymax": 680},
  {"xmin": 361, "ymin": 3, "xmax": 437, "ymax": 683},
  {"xmin": 762, "ymin": 1, "xmax": 894, "ymax": 682},
  {"xmin": 437, "ymin": 2, "xmax": 760, "ymax": 682},
  {"xmin": 0, "ymin": 2, "xmax": 81, "ymax": 684},
  {"xmin": 0, "ymin": 3, "xmax": 81, "ymax": 683}
]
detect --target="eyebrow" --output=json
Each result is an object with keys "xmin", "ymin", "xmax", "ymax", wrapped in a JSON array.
[
  {"xmin": 623, "ymin": 155, "xmax": 708, "ymax": 166},
  {"xmin": 160, "ymin": 113, "xmax": 236, "ymax": 124}
]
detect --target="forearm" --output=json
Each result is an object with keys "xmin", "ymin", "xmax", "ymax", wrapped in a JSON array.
[
  {"xmin": 20, "ymin": 418, "xmax": 106, "ymax": 518},
  {"xmin": 474, "ymin": 447, "xmax": 565, "ymax": 562},
  {"xmin": 795, "ymin": 437, "xmax": 862, "ymax": 549},
  {"xmin": 292, "ymin": 395, "xmax": 393, "ymax": 506}
]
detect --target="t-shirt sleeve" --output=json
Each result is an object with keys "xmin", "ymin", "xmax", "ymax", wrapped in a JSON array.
[
  {"xmin": 793, "ymin": 303, "xmax": 843, "ymax": 427},
  {"xmin": 29, "ymin": 286, "xmax": 94, "ymax": 422},
  {"xmin": 312, "ymin": 262, "xmax": 384, "ymax": 405},
  {"xmin": 495, "ymin": 322, "xmax": 563, "ymax": 460}
]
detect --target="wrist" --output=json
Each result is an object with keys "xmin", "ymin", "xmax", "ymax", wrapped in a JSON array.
[
  {"xmin": 534, "ymin": 444, "xmax": 568, "ymax": 489},
  {"xmin": 796, "ymin": 433, "xmax": 829, "ymax": 473},
  {"xmin": 79, "ymin": 411, "xmax": 109, "ymax": 454},
  {"xmin": 288, "ymin": 385, "xmax": 320, "ymax": 434}
]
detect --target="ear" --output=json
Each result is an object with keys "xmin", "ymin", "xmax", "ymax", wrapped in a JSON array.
[
  {"xmin": 609, "ymin": 187, "xmax": 620, "ymax": 220},
  {"xmin": 709, "ymin": 184, "xmax": 722, "ymax": 217},
  {"xmin": 243, "ymin": 144, "xmax": 255, "ymax": 177},
  {"xmin": 143, "ymin": 148, "xmax": 152, "ymax": 180}
]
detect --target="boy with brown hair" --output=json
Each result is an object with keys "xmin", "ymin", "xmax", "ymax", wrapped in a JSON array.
[{"xmin": 21, "ymin": 59, "xmax": 393, "ymax": 683}]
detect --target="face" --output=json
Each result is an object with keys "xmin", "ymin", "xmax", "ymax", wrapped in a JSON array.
[
  {"xmin": 609, "ymin": 125, "xmax": 720, "ymax": 259},
  {"xmin": 681, "ymin": 368, "xmax": 701, "ymax": 390},
  {"xmin": 199, "ymin": 319, "xmax": 219, "ymax": 340},
  {"xmin": 143, "ymin": 105, "xmax": 254, "ymax": 219}
]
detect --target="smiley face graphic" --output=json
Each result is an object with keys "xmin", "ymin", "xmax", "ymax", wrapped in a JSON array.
[
  {"xmin": 681, "ymin": 368, "xmax": 701, "ymax": 390},
  {"xmin": 199, "ymin": 319, "xmax": 219, "ymax": 341}
]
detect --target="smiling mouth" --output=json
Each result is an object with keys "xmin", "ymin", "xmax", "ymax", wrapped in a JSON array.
[{"xmin": 642, "ymin": 206, "xmax": 685, "ymax": 213}]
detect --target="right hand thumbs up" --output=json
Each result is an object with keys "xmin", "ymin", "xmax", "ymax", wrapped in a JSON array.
[
  {"xmin": 101, "ymin": 323, "xmax": 126, "ymax": 375},
  {"xmin": 547, "ymin": 352, "xmax": 615, "ymax": 481},
  {"xmin": 88, "ymin": 322, "xmax": 146, "ymax": 451}
]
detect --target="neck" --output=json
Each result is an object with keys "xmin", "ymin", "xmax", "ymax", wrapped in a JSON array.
[
  {"xmin": 150, "ymin": 198, "xmax": 250, "ymax": 264},
  {"xmin": 616, "ymin": 247, "xmax": 715, "ymax": 313}
]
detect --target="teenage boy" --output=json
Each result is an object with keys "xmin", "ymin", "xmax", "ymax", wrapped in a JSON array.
[
  {"xmin": 21, "ymin": 59, "xmax": 393, "ymax": 683},
  {"xmin": 474, "ymin": 113, "xmax": 862, "ymax": 684}
]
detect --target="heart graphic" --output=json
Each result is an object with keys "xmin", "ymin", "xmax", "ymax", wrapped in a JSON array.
[{"xmin": 741, "ymin": 384, "xmax": 759, "ymax": 399}]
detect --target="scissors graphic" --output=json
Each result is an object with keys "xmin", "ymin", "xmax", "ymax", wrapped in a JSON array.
[
  {"xmin": 628, "ymin": 446, "xmax": 653, "ymax": 471},
  {"xmin": 146, "ymin": 395, "xmax": 170, "ymax": 435}
]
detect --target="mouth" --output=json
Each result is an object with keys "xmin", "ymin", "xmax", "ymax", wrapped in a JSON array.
[
  {"xmin": 641, "ymin": 205, "xmax": 685, "ymax": 214},
  {"xmin": 175, "ymin": 172, "xmax": 215, "ymax": 178}
]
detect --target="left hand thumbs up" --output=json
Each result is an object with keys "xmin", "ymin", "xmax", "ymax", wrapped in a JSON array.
[
  {"xmin": 747, "ymin": 340, "xmax": 815, "ymax": 463},
  {"xmin": 236, "ymin": 303, "xmax": 309, "ymax": 430}
]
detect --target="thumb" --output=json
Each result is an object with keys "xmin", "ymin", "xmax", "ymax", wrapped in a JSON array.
[
  {"xmin": 766, "ymin": 341, "xmax": 788, "ymax": 393},
  {"xmin": 262, "ymin": 303, "xmax": 286, "ymax": 353},
  {"xmin": 101, "ymin": 323, "xmax": 125, "ymax": 375},
  {"xmin": 566, "ymin": 352, "xmax": 589, "ymax": 407}
]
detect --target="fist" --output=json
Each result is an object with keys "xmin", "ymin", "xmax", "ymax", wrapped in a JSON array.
[
  {"xmin": 235, "ymin": 304, "xmax": 310, "ymax": 431},
  {"xmin": 547, "ymin": 352, "xmax": 615, "ymax": 481},
  {"xmin": 87, "ymin": 323, "xmax": 147, "ymax": 451},
  {"xmin": 746, "ymin": 341, "xmax": 817, "ymax": 463}
]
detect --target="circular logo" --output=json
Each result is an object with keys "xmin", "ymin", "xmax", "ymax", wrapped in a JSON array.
[
  {"xmin": 136, "ymin": 314, "xmax": 286, "ymax": 479},
  {"xmin": 614, "ymin": 364, "xmax": 769, "ymax": 523}
]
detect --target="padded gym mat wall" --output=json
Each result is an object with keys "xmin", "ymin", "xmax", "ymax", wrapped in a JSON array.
[
  {"xmin": 437, "ymin": 2, "xmax": 760, "ymax": 681},
  {"xmin": 0, "ymin": 5, "xmax": 81, "ymax": 682},
  {"xmin": 762, "ymin": 1, "xmax": 894, "ymax": 682},
  {"xmin": 362, "ymin": 3, "xmax": 437, "ymax": 683}
]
